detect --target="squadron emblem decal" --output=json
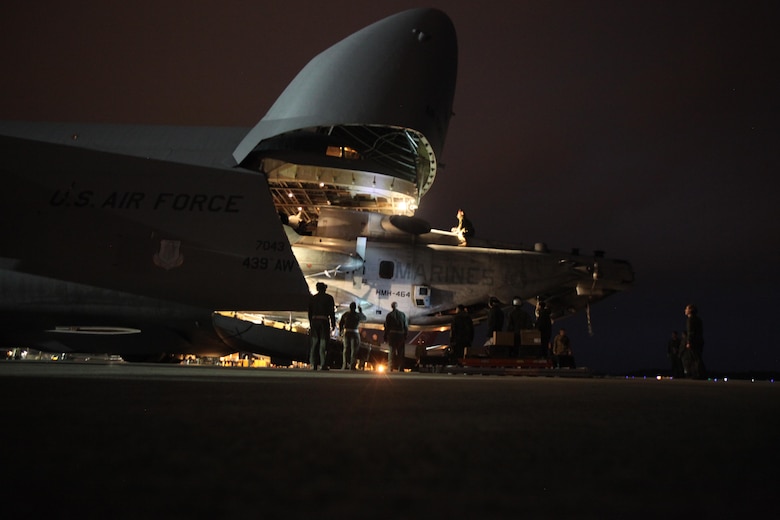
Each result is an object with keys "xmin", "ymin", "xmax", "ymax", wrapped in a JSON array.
[{"xmin": 153, "ymin": 240, "xmax": 184, "ymax": 270}]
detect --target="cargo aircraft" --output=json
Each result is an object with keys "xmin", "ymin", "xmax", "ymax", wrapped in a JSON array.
[{"xmin": 0, "ymin": 9, "xmax": 633, "ymax": 364}]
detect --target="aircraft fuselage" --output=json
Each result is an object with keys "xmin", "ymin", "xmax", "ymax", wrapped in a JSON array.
[{"xmin": 289, "ymin": 214, "xmax": 634, "ymax": 330}]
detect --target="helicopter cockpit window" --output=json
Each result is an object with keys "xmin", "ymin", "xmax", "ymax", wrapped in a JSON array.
[{"xmin": 379, "ymin": 261, "xmax": 394, "ymax": 279}]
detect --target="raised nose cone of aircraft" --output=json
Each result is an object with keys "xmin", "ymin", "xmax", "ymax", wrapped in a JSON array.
[{"xmin": 235, "ymin": 9, "xmax": 457, "ymax": 218}]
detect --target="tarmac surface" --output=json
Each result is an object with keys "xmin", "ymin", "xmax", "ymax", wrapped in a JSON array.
[{"xmin": 1, "ymin": 361, "xmax": 778, "ymax": 519}]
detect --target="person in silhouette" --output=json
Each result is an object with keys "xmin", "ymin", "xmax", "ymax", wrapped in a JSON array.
[
  {"xmin": 449, "ymin": 304, "xmax": 474, "ymax": 363},
  {"xmin": 684, "ymin": 304, "xmax": 705, "ymax": 379},
  {"xmin": 535, "ymin": 300, "xmax": 553, "ymax": 359},
  {"xmin": 485, "ymin": 297, "xmax": 504, "ymax": 347},
  {"xmin": 552, "ymin": 328, "xmax": 574, "ymax": 368},
  {"xmin": 667, "ymin": 330, "xmax": 684, "ymax": 378},
  {"xmin": 507, "ymin": 297, "xmax": 534, "ymax": 356},
  {"xmin": 308, "ymin": 282, "xmax": 336, "ymax": 370},
  {"xmin": 384, "ymin": 301, "xmax": 409, "ymax": 371},
  {"xmin": 339, "ymin": 301, "xmax": 366, "ymax": 370}
]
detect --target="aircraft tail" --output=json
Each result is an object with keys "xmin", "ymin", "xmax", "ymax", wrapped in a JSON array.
[{"xmin": 1, "ymin": 135, "xmax": 310, "ymax": 311}]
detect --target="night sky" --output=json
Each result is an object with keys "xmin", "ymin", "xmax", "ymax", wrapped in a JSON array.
[{"xmin": 2, "ymin": 1, "xmax": 778, "ymax": 374}]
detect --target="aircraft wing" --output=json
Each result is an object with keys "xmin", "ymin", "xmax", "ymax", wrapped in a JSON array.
[{"xmin": 1, "ymin": 135, "xmax": 310, "ymax": 311}]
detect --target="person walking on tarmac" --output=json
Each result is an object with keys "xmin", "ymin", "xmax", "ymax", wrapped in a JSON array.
[
  {"xmin": 308, "ymin": 282, "xmax": 336, "ymax": 370},
  {"xmin": 384, "ymin": 301, "xmax": 409, "ymax": 371},
  {"xmin": 339, "ymin": 302, "xmax": 366, "ymax": 370}
]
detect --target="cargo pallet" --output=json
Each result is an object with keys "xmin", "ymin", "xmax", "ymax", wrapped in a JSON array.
[{"xmin": 416, "ymin": 331, "xmax": 589, "ymax": 376}]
